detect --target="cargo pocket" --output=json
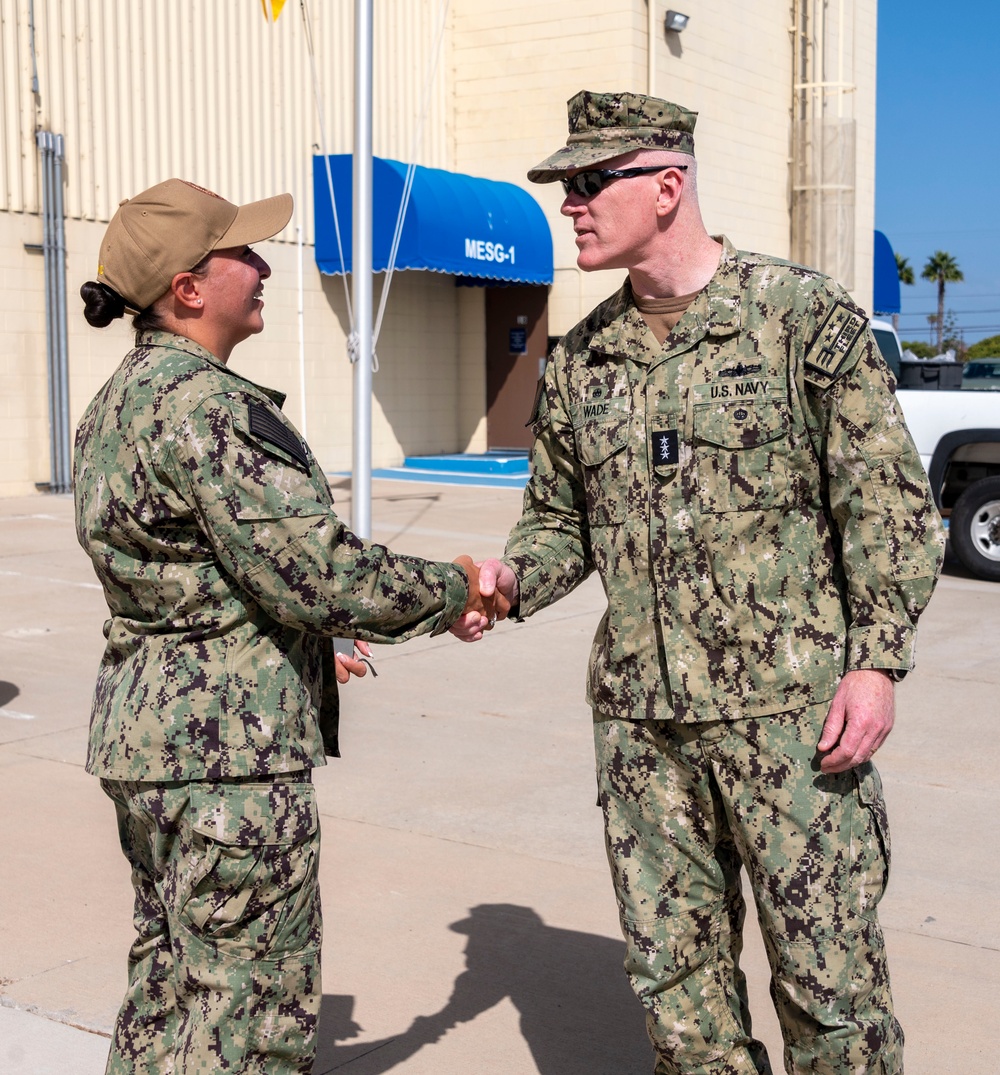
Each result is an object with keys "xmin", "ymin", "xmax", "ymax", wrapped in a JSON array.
[
  {"xmin": 182, "ymin": 780, "xmax": 321, "ymax": 960},
  {"xmin": 849, "ymin": 762, "xmax": 891, "ymax": 921},
  {"xmin": 571, "ymin": 398, "xmax": 630, "ymax": 525},
  {"xmin": 621, "ymin": 905, "xmax": 746, "ymax": 1066},
  {"xmin": 693, "ymin": 399, "xmax": 790, "ymax": 512}
]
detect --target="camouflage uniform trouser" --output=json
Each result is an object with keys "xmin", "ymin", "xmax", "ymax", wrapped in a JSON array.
[
  {"xmin": 100, "ymin": 772, "xmax": 322, "ymax": 1075},
  {"xmin": 594, "ymin": 704, "xmax": 902, "ymax": 1075}
]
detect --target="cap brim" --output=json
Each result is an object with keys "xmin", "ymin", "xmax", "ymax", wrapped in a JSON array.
[
  {"xmin": 527, "ymin": 143, "xmax": 642, "ymax": 184},
  {"xmin": 217, "ymin": 193, "xmax": 294, "ymax": 248}
]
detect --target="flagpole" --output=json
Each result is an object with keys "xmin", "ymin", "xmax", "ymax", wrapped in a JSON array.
[{"xmin": 352, "ymin": 0, "xmax": 373, "ymax": 540}]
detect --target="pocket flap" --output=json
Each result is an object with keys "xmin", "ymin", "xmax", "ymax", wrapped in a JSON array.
[
  {"xmin": 571, "ymin": 395, "xmax": 630, "ymax": 466},
  {"xmin": 234, "ymin": 403, "xmax": 311, "ymax": 471},
  {"xmin": 229, "ymin": 402, "xmax": 330, "ymax": 521},
  {"xmin": 694, "ymin": 400, "xmax": 788, "ymax": 450},
  {"xmin": 577, "ymin": 420, "xmax": 629, "ymax": 466},
  {"xmin": 190, "ymin": 781, "xmax": 318, "ymax": 846},
  {"xmin": 248, "ymin": 402, "xmax": 310, "ymax": 468}
]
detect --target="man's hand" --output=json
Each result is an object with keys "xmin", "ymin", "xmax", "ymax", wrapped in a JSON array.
[
  {"xmin": 818, "ymin": 669, "xmax": 896, "ymax": 773},
  {"xmin": 334, "ymin": 639, "xmax": 374, "ymax": 684},
  {"xmin": 478, "ymin": 558, "xmax": 518, "ymax": 618},
  {"xmin": 448, "ymin": 557, "xmax": 519, "ymax": 642}
]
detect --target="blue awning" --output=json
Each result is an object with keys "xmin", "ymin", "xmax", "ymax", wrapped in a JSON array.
[
  {"xmin": 313, "ymin": 155, "xmax": 553, "ymax": 285},
  {"xmin": 873, "ymin": 229, "xmax": 901, "ymax": 315}
]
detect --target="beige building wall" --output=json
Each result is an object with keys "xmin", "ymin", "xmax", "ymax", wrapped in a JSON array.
[
  {"xmin": 452, "ymin": 0, "xmax": 876, "ymax": 334},
  {"xmin": 855, "ymin": 0, "xmax": 878, "ymax": 308},
  {"xmin": 0, "ymin": 0, "xmax": 467, "ymax": 497},
  {"xmin": 0, "ymin": 213, "xmax": 49, "ymax": 490},
  {"xmin": 453, "ymin": 0, "xmax": 801, "ymax": 334},
  {"xmin": 1, "ymin": 0, "xmax": 877, "ymax": 498},
  {"xmin": 0, "ymin": 0, "xmax": 450, "ymax": 224}
]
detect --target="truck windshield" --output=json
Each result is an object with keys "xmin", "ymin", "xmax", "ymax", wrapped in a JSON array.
[
  {"xmin": 872, "ymin": 327, "xmax": 902, "ymax": 378},
  {"xmin": 963, "ymin": 362, "xmax": 1000, "ymax": 381}
]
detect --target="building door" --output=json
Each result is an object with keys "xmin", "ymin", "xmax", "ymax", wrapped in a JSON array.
[{"xmin": 485, "ymin": 285, "xmax": 549, "ymax": 450}]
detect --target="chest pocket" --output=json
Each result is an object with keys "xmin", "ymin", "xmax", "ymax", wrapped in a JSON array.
[
  {"xmin": 230, "ymin": 404, "xmax": 330, "ymax": 520},
  {"xmin": 571, "ymin": 396, "xmax": 630, "ymax": 525},
  {"xmin": 693, "ymin": 398, "xmax": 790, "ymax": 513}
]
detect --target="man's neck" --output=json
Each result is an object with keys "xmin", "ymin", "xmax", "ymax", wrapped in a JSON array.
[{"xmin": 628, "ymin": 233, "xmax": 723, "ymax": 301}]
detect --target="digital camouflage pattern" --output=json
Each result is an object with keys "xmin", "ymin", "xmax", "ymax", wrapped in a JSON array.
[
  {"xmin": 102, "ymin": 773, "xmax": 321, "ymax": 1074},
  {"xmin": 74, "ymin": 330, "xmax": 470, "ymax": 780},
  {"xmin": 528, "ymin": 90, "xmax": 697, "ymax": 183},
  {"xmin": 595, "ymin": 706, "xmax": 902, "ymax": 1075},
  {"xmin": 504, "ymin": 236, "xmax": 936, "ymax": 1073},
  {"xmin": 75, "ymin": 329, "xmax": 472, "ymax": 1073},
  {"xmin": 505, "ymin": 237, "xmax": 945, "ymax": 724}
]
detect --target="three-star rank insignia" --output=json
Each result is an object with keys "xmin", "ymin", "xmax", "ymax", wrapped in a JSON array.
[
  {"xmin": 804, "ymin": 301, "xmax": 867, "ymax": 390},
  {"xmin": 651, "ymin": 429, "xmax": 679, "ymax": 467}
]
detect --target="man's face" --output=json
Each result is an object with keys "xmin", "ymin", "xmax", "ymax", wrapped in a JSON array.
[{"xmin": 560, "ymin": 152, "xmax": 665, "ymax": 273}]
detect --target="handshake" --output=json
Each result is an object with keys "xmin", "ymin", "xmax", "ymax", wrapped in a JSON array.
[
  {"xmin": 334, "ymin": 557, "xmax": 519, "ymax": 683},
  {"xmin": 449, "ymin": 557, "xmax": 520, "ymax": 643}
]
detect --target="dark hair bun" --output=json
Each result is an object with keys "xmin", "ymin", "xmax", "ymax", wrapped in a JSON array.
[{"xmin": 80, "ymin": 280, "xmax": 126, "ymax": 327}]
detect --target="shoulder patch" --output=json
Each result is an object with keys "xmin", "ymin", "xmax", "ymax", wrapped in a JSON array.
[
  {"xmin": 804, "ymin": 301, "xmax": 868, "ymax": 390},
  {"xmin": 248, "ymin": 402, "xmax": 310, "ymax": 468}
]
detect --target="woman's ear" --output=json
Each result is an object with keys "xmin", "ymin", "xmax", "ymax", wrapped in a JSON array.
[{"xmin": 170, "ymin": 271, "xmax": 203, "ymax": 310}]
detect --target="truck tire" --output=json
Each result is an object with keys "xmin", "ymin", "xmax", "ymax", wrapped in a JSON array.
[{"xmin": 950, "ymin": 476, "xmax": 1000, "ymax": 582}]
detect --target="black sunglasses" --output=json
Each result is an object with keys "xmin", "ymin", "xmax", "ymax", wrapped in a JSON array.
[{"xmin": 560, "ymin": 164, "xmax": 688, "ymax": 198}]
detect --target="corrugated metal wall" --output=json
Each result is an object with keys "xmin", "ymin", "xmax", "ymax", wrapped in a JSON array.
[{"xmin": 0, "ymin": 0, "xmax": 451, "ymax": 239}]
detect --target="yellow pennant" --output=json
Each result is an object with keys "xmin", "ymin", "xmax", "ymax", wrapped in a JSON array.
[{"xmin": 260, "ymin": 0, "xmax": 287, "ymax": 20}]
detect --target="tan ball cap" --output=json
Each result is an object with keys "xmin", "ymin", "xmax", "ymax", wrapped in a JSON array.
[{"xmin": 96, "ymin": 179, "xmax": 294, "ymax": 311}]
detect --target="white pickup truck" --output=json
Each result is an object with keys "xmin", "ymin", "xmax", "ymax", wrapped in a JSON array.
[{"xmin": 871, "ymin": 318, "xmax": 1000, "ymax": 581}]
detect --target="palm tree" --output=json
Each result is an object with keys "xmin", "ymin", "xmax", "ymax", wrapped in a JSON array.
[
  {"xmin": 895, "ymin": 253, "xmax": 914, "ymax": 285},
  {"xmin": 922, "ymin": 251, "xmax": 963, "ymax": 351}
]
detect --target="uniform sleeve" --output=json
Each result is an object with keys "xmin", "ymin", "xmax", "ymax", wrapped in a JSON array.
[
  {"xmin": 158, "ymin": 394, "xmax": 469, "ymax": 642},
  {"xmin": 503, "ymin": 348, "xmax": 594, "ymax": 615},
  {"xmin": 799, "ymin": 294, "xmax": 946, "ymax": 674}
]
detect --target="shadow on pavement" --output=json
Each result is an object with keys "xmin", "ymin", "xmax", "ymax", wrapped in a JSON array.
[
  {"xmin": 313, "ymin": 904, "xmax": 651, "ymax": 1074},
  {"xmin": 940, "ymin": 538, "xmax": 990, "ymax": 582}
]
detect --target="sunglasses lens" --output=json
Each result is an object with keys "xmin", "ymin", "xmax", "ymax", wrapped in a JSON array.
[
  {"xmin": 559, "ymin": 173, "xmax": 602, "ymax": 196},
  {"xmin": 580, "ymin": 172, "xmax": 603, "ymax": 196},
  {"xmin": 561, "ymin": 172, "xmax": 607, "ymax": 197}
]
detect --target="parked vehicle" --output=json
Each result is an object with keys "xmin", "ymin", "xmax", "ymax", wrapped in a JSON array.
[
  {"xmin": 962, "ymin": 357, "xmax": 1000, "ymax": 390},
  {"xmin": 871, "ymin": 318, "xmax": 1000, "ymax": 581}
]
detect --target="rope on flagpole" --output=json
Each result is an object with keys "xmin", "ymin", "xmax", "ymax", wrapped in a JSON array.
[
  {"xmin": 299, "ymin": 0, "xmax": 356, "ymax": 352},
  {"xmin": 371, "ymin": 0, "xmax": 450, "ymax": 355}
]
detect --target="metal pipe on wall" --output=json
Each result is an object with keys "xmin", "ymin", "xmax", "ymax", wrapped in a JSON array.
[
  {"xmin": 53, "ymin": 134, "xmax": 71, "ymax": 493},
  {"xmin": 38, "ymin": 132, "xmax": 56, "ymax": 491},
  {"xmin": 647, "ymin": 0, "xmax": 655, "ymax": 96},
  {"xmin": 36, "ymin": 130, "xmax": 71, "ymax": 494}
]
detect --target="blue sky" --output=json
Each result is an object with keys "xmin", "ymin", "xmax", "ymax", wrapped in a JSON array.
[{"xmin": 876, "ymin": 0, "xmax": 1000, "ymax": 346}]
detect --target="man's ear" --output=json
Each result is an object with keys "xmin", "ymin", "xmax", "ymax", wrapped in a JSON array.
[
  {"xmin": 170, "ymin": 271, "xmax": 202, "ymax": 310},
  {"xmin": 654, "ymin": 170, "xmax": 684, "ymax": 218}
]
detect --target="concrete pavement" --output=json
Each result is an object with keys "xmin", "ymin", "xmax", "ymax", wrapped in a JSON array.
[{"xmin": 1, "ymin": 481, "xmax": 997, "ymax": 1074}]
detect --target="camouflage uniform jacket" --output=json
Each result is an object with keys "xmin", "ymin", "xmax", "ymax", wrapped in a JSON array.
[
  {"xmin": 74, "ymin": 330, "xmax": 469, "ymax": 780},
  {"xmin": 504, "ymin": 238, "xmax": 945, "ymax": 723}
]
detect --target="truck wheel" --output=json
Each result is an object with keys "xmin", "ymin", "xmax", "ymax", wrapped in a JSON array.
[{"xmin": 950, "ymin": 476, "xmax": 1000, "ymax": 581}]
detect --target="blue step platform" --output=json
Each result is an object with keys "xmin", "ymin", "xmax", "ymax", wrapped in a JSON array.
[{"xmin": 371, "ymin": 450, "xmax": 530, "ymax": 488}]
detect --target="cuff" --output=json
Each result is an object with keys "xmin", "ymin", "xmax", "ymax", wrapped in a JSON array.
[
  {"xmin": 846, "ymin": 621, "xmax": 916, "ymax": 677},
  {"xmin": 428, "ymin": 562, "xmax": 473, "ymax": 635}
]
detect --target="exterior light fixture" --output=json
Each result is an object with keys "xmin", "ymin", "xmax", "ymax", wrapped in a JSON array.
[{"xmin": 664, "ymin": 10, "xmax": 689, "ymax": 32}]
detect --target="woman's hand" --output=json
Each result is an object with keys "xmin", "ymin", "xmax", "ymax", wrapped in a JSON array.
[{"xmin": 334, "ymin": 639, "xmax": 376, "ymax": 683}]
